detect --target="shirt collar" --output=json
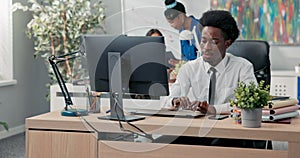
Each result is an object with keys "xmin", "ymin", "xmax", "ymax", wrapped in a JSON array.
[{"xmin": 204, "ymin": 53, "xmax": 229, "ymax": 74}]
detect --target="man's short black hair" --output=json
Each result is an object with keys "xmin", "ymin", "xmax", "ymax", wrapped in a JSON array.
[{"xmin": 199, "ymin": 10, "xmax": 240, "ymax": 42}]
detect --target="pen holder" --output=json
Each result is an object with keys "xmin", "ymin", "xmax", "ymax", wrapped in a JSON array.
[{"xmin": 87, "ymin": 92, "xmax": 101, "ymax": 113}]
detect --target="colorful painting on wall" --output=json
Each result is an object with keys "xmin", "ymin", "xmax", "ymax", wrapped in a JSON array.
[{"xmin": 211, "ymin": 0, "xmax": 300, "ymax": 45}]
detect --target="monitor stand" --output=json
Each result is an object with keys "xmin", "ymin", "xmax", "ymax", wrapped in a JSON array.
[
  {"xmin": 97, "ymin": 92, "xmax": 145, "ymax": 122},
  {"xmin": 98, "ymin": 52, "xmax": 145, "ymax": 122},
  {"xmin": 98, "ymin": 114, "xmax": 145, "ymax": 122}
]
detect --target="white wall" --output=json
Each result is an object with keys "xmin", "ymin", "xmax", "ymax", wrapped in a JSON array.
[
  {"xmin": 270, "ymin": 46, "xmax": 300, "ymax": 70},
  {"xmin": 0, "ymin": 0, "xmax": 50, "ymax": 135},
  {"xmin": 102, "ymin": 0, "xmax": 123, "ymax": 34}
]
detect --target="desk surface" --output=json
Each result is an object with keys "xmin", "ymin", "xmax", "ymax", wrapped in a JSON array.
[
  {"xmin": 26, "ymin": 111, "xmax": 300, "ymax": 158},
  {"xmin": 26, "ymin": 111, "xmax": 300, "ymax": 142}
]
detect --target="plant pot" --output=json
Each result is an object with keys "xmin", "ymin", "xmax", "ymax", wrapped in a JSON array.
[{"xmin": 241, "ymin": 108, "xmax": 262, "ymax": 128}]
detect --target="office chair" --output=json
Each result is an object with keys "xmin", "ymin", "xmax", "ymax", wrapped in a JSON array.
[
  {"xmin": 227, "ymin": 40, "xmax": 271, "ymax": 87},
  {"xmin": 227, "ymin": 40, "xmax": 272, "ymax": 149}
]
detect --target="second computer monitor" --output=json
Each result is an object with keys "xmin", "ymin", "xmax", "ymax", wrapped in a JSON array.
[
  {"xmin": 82, "ymin": 34, "xmax": 169, "ymax": 121},
  {"xmin": 83, "ymin": 34, "xmax": 169, "ymax": 97}
]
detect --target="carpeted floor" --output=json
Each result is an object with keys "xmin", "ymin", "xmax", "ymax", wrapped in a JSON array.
[{"xmin": 0, "ymin": 132, "xmax": 25, "ymax": 158}]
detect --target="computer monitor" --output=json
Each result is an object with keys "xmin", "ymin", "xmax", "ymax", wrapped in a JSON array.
[{"xmin": 82, "ymin": 34, "xmax": 169, "ymax": 121}]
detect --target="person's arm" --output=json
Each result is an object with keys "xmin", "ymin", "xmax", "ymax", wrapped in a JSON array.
[
  {"xmin": 213, "ymin": 103, "xmax": 231, "ymax": 115},
  {"xmin": 166, "ymin": 63, "xmax": 192, "ymax": 106},
  {"xmin": 240, "ymin": 61, "xmax": 258, "ymax": 85}
]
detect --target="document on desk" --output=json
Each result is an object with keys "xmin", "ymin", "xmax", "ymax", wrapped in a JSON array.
[
  {"xmin": 262, "ymin": 111, "xmax": 299, "ymax": 121},
  {"xmin": 265, "ymin": 98, "xmax": 299, "ymax": 109},
  {"xmin": 263, "ymin": 104, "xmax": 299, "ymax": 115},
  {"xmin": 125, "ymin": 108, "xmax": 205, "ymax": 118}
]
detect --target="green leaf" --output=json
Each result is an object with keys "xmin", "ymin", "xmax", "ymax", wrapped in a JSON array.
[
  {"xmin": 13, "ymin": 0, "xmax": 106, "ymax": 84},
  {"xmin": 0, "ymin": 122, "xmax": 9, "ymax": 131},
  {"xmin": 231, "ymin": 81, "xmax": 271, "ymax": 109}
]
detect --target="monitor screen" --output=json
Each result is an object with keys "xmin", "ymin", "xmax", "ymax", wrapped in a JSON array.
[
  {"xmin": 82, "ymin": 34, "xmax": 169, "ymax": 97},
  {"xmin": 82, "ymin": 34, "xmax": 169, "ymax": 121}
]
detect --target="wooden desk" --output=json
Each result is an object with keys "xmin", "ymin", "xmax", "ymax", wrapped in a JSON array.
[{"xmin": 26, "ymin": 111, "xmax": 300, "ymax": 158}]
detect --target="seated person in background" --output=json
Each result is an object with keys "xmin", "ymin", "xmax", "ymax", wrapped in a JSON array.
[
  {"xmin": 145, "ymin": 28, "xmax": 178, "ymax": 81},
  {"xmin": 164, "ymin": 0, "xmax": 202, "ymax": 63},
  {"xmin": 132, "ymin": 28, "xmax": 175, "ymax": 99},
  {"xmin": 169, "ymin": 10, "xmax": 257, "ymax": 115},
  {"xmin": 146, "ymin": 28, "xmax": 163, "ymax": 36}
]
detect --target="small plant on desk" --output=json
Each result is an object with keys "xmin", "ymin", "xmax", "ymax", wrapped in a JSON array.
[
  {"xmin": 230, "ymin": 81, "xmax": 271, "ymax": 109},
  {"xmin": 230, "ymin": 80, "xmax": 272, "ymax": 128}
]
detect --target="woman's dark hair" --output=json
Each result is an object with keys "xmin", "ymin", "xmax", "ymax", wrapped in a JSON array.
[
  {"xmin": 164, "ymin": 0, "xmax": 186, "ymax": 20},
  {"xmin": 199, "ymin": 10, "xmax": 240, "ymax": 42},
  {"xmin": 146, "ymin": 29, "xmax": 163, "ymax": 36}
]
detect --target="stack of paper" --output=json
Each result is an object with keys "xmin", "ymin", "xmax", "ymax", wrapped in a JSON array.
[{"xmin": 262, "ymin": 98, "xmax": 299, "ymax": 122}]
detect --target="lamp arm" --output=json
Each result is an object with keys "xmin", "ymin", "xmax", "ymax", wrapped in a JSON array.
[
  {"xmin": 48, "ymin": 50, "xmax": 83, "ymax": 111},
  {"xmin": 47, "ymin": 49, "xmax": 90, "ymax": 117},
  {"xmin": 49, "ymin": 55, "xmax": 73, "ymax": 111}
]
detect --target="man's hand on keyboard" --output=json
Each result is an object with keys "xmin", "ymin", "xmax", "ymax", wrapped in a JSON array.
[{"xmin": 171, "ymin": 98, "xmax": 216, "ymax": 114}]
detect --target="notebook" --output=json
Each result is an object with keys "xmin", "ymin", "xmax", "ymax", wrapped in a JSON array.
[{"xmin": 125, "ymin": 108, "xmax": 205, "ymax": 118}]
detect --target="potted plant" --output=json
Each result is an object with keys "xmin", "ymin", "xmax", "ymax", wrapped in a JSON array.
[
  {"xmin": 0, "ymin": 121, "xmax": 8, "ymax": 131},
  {"xmin": 13, "ymin": 0, "xmax": 105, "ymax": 87},
  {"xmin": 230, "ymin": 81, "xmax": 272, "ymax": 128}
]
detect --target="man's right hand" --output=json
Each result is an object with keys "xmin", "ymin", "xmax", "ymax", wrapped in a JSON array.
[
  {"xmin": 171, "ymin": 98, "xmax": 215, "ymax": 114},
  {"xmin": 171, "ymin": 97, "xmax": 191, "ymax": 110}
]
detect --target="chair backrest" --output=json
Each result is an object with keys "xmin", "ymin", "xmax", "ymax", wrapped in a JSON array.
[{"xmin": 227, "ymin": 40, "xmax": 271, "ymax": 87}]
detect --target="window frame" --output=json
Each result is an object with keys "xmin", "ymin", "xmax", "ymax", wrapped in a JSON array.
[{"xmin": 0, "ymin": 0, "xmax": 17, "ymax": 87}]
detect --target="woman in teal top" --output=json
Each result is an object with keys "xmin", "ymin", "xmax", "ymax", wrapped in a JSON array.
[{"xmin": 164, "ymin": 0, "xmax": 202, "ymax": 61}]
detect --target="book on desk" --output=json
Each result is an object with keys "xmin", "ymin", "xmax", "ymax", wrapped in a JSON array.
[{"xmin": 262, "ymin": 98, "xmax": 299, "ymax": 122}]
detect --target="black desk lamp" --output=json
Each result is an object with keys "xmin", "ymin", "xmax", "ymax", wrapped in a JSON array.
[{"xmin": 48, "ymin": 51, "xmax": 88, "ymax": 116}]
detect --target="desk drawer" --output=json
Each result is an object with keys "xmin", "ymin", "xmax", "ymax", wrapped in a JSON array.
[
  {"xmin": 27, "ymin": 130, "xmax": 97, "ymax": 158},
  {"xmin": 98, "ymin": 141, "xmax": 287, "ymax": 158}
]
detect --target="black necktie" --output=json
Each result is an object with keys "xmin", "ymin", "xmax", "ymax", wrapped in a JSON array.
[{"xmin": 209, "ymin": 67, "xmax": 216, "ymax": 105}]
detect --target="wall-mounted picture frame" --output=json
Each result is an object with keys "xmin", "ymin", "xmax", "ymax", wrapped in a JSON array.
[{"xmin": 211, "ymin": 0, "xmax": 300, "ymax": 45}]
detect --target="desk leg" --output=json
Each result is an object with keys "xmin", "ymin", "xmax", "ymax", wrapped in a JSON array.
[{"xmin": 288, "ymin": 142, "xmax": 300, "ymax": 158}]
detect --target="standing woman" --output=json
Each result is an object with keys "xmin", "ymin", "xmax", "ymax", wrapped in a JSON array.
[{"xmin": 164, "ymin": 0, "xmax": 202, "ymax": 61}]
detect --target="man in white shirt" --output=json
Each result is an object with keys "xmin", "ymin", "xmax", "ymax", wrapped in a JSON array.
[
  {"xmin": 170, "ymin": 10, "xmax": 257, "ymax": 114},
  {"xmin": 157, "ymin": 10, "xmax": 269, "ymax": 149}
]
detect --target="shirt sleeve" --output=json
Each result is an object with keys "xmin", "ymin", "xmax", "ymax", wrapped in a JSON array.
[
  {"xmin": 240, "ymin": 61, "xmax": 258, "ymax": 85},
  {"xmin": 166, "ymin": 64, "xmax": 192, "ymax": 106},
  {"xmin": 214, "ymin": 103, "xmax": 232, "ymax": 114}
]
